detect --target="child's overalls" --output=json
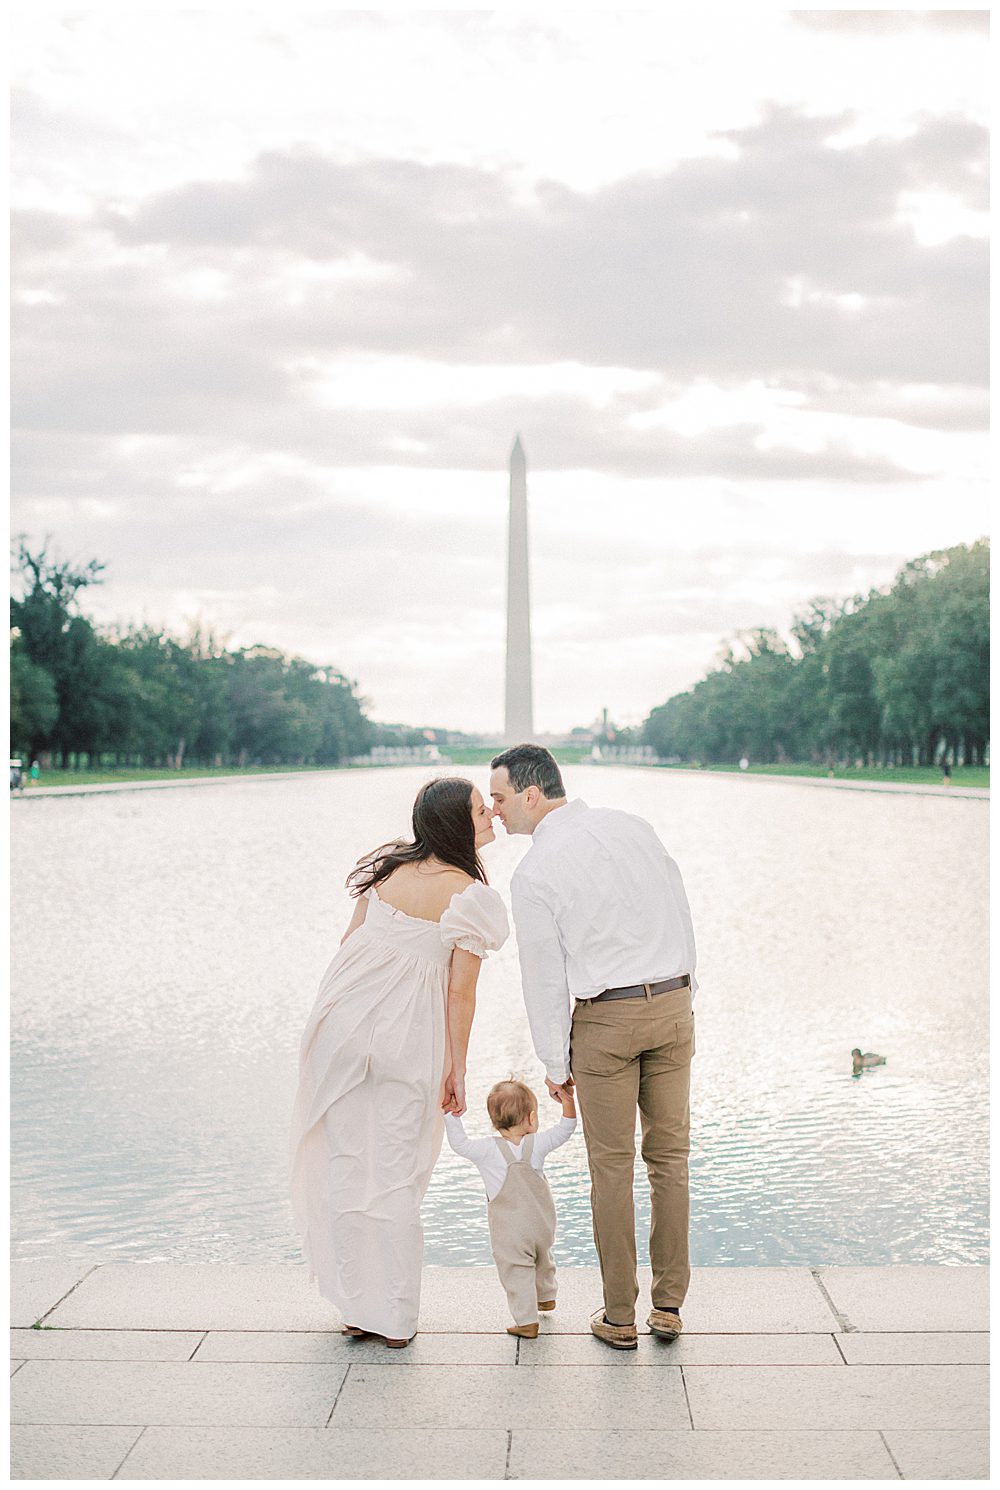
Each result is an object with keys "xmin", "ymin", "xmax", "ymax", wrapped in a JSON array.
[{"xmin": 487, "ymin": 1133, "xmax": 558, "ymax": 1326}]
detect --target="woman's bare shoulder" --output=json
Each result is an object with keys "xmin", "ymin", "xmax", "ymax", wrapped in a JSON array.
[{"xmin": 434, "ymin": 864, "xmax": 475, "ymax": 885}]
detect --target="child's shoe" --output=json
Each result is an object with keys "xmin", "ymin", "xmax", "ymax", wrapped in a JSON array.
[
  {"xmin": 538, "ymin": 1300, "xmax": 556, "ymax": 1311},
  {"xmin": 507, "ymin": 1322, "xmax": 539, "ymax": 1338}
]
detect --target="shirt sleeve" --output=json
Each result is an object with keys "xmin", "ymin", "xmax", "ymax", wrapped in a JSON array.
[
  {"xmin": 510, "ymin": 873, "xmax": 573, "ymax": 1084},
  {"xmin": 443, "ymin": 1113, "xmax": 497, "ymax": 1163},
  {"xmin": 532, "ymin": 1115, "xmax": 577, "ymax": 1163}
]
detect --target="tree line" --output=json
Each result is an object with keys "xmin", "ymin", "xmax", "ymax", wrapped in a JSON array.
[
  {"xmin": 10, "ymin": 543, "xmax": 374, "ymax": 768},
  {"xmin": 642, "ymin": 539, "xmax": 989, "ymax": 768}
]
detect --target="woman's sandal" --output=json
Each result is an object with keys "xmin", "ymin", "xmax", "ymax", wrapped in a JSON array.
[{"xmin": 342, "ymin": 1325, "xmax": 411, "ymax": 1348}]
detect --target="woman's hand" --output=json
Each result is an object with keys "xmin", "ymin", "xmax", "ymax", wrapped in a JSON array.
[{"xmin": 441, "ymin": 1068, "xmax": 467, "ymax": 1116}]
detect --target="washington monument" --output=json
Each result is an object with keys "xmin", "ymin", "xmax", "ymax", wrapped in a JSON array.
[{"xmin": 504, "ymin": 435, "xmax": 534, "ymax": 742}]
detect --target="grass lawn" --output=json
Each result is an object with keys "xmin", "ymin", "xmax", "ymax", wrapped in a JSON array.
[
  {"xmin": 16, "ymin": 755, "xmax": 988, "ymax": 791},
  {"xmin": 16, "ymin": 763, "xmax": 348, "ymax": 789},
  {"xmin": 444, "ymin": 745, "xmax": 593, "ymax": 766},
  {"xmin": 652, "ymin": 761, "xmax": 989, "ymax": 788}
]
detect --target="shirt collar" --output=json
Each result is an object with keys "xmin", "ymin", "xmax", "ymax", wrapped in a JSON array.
[{"xmin": 532, "ymin": 797, "xmax": 587, "ymax": 843}]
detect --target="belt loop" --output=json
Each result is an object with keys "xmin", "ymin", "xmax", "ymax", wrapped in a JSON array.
[{"xmin": 643, "ymin": 982, "xmax": 653, "ymax": 1001}]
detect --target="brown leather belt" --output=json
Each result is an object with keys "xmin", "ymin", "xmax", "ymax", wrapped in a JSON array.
[{"xmin": 589, "ymin": 974, "xmax": 691, "ymax": 1003}]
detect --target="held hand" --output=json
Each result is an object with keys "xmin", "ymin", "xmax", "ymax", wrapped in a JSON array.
[
  {"xmin": 442, "ymin": 1069, "xmax": 467, "ymax": 1116},
  {"xmin": 545, "ymin": 1075, "xmax": 574, "ymax": 1104}
]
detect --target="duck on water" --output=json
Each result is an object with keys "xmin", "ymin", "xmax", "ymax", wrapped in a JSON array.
[{"xmin": 852, "ymin": 1048, "xmax": 886, "ymax": 1075}]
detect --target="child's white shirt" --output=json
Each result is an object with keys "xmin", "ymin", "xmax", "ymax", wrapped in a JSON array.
[{"xmin": 443, "ymin": 1113, "xmax": 577, "ymax": 1201}]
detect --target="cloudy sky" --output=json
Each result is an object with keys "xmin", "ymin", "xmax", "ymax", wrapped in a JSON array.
[{"xmin": 11, "ymin": 8, "xmax": 989, "ymax": 733}]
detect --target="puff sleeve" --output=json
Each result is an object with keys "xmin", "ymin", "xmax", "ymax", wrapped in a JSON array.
[{"xmin": 439, "ymin": 882, "xmax": 510, "ymax": 959}]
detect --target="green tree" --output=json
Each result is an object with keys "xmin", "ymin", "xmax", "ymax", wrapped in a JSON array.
[
  {"xmin": 10, "ymin": 541, "xmax": 106, "ymax": 764},
  {"xmin": 9, "ymin": 635, "xmax": 58, "ymax": 755}
]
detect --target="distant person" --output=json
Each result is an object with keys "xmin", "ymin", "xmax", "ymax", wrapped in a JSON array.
[
  {"xmin": 290, "ymin": 778, "xmax": 508, "ymax": 1348},
  {"xmin": 444, "ymin": 1076, "xmax": 576, "ymax": 1338},
  {"xmin": 30, "ymin": 760, "xmax": 40, "ymax": 786},
  {"xmin": 9, "ymin": 760, "xmax": 23, "ymax": 792},
  {"xmin": 490, "ymin": 744, "xmax": 698, "ymax": 1351},
  {"xmin": 942, "ymin": 760, "xmax": 952, "ymax": 785}
]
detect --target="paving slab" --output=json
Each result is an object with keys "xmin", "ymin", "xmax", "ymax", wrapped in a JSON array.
[
  {"xmin": 11, "ymin": 1359, "xmax": 26, "ymax": 1375},
  {"xmin": 882, "ymin": 1428, "xmax": 989, "ymax": 1480},
  {"xmin": 10, "ymin": 1328, "xmax": 204, "ymax": 1362},
  {"xmin": 508, "ymin": 1428, "xmax": 899, "ymax": 1480},
  {"xmin": 330, "ymin": 1362, "xmax": 688, "ymax": 1429},
  {"xmin": 417, "ymin": 1265, "xmax": 834, "ymax": 1333},
  {"xmin": 10, "ymin": 1260, "xmax": 98, "ymax": 1327},
  {"xmin": 10, "ymin": 1425, "xmax": 143, "ymax": 1480},
  {"xmin": 9, "ymin": 1358, "xmax": 348, "ymax": 1427},
  {"xmin": 522, "ymin": 1332, "xmax": 843, "ymax": 1366},
  {"xmin": 678, "ymin": 1267, "xmax": 834, "ymax": 1333},
  {"xmin": 684, "ymin": 1363, "xmax": 989, "ymax": 1431},
  {"xmin": 116, "ymin": 1426, "xmax": 509, "ymax": 1479},
  {"xmin": 838, "ymin": 1332, "xmax": 989, "ymax": 1365},
  {"xmin": 43, "ymin": 1263, "xmax": 335, "ymax": 1332},
  {"xmin": 194, "ymin": 1329, "xmax": 516, "ymax": 1364},
  {"xmin": 39, "ymin": 1263, "xmax": 838, "ymax": 1335},
  {"xmin": 818, "ymin": 1265, "xmax": 988, "ymax": 1333}
]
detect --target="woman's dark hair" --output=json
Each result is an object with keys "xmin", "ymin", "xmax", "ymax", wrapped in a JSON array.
[{"xmin": 348, "ymin": 776, "xmax": 487, "ymax": 897}]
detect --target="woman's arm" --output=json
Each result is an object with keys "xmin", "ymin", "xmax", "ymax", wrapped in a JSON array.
[
  {"xmin": 339, "ymin": 895, "xmax": 368, "ymax": 946},
  {"xmin": 443, "ymin": 948, "xmax": 483, "ymax": 1115}
]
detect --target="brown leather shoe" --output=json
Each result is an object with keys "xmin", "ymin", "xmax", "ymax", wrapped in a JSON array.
[
  {"xmin": 383, "ymin": 1336, "xmax": 411, "ymax": 1349},
  {"xmin": 590, "ymin": 1308, "xmax": 638, "ymax": 1350},
  {"xmin": 507, "ymin": 1322, "xmax": 539, "ymax": 1338},
  {"xmin": 648, "ymin": 1307, "xmax": 683, "ymax": 1342},
  {"xmin": 538, "ymin": 1300, "xmax": 556, "ymax": 1312}
]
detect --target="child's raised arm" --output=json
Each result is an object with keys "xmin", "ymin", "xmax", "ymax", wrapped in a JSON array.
[
  {"xmin": 533, "ymin": 1111, "xmax": 577, "ymax": 1160},
  {"xmin": 442, "ymin": 1112, "xmax": 496, "ymax": 1162}
]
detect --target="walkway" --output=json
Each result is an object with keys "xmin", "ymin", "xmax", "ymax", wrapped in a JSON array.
[{"xmin": 11, "ymin": 1261, "xmax": 988, "ymax": 1479}]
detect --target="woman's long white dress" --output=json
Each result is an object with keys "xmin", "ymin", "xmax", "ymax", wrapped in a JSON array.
[{"xmin": 290, "ymin": 879, "xmax": 509, "ymax": 1339}]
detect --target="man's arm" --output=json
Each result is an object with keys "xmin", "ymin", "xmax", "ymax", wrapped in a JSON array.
[{"xmin": 510, "ymin": 875, "xmax": 572, "ymax": 1085}]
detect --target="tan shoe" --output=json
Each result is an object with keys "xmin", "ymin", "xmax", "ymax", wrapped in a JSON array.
[
  {"xmin": 648, "ymin": 1307, "xmax": 683, "ymax": 1342},
  {"xmin": 538, "ymin": 1300, "xmax": 556, "ymax": 1312},
  {"xmin": 507, "ymin": 1322, "xmax": 539, "ymax": 1338},
  {"xmin": 590, "ymin": 1308, "xmax": 638, "ymax": 1350}
]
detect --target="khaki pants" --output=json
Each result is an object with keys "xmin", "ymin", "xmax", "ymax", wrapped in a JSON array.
[{"xmin": 570, "ymin": 986, "xmax": 694, "ymax": 1326}]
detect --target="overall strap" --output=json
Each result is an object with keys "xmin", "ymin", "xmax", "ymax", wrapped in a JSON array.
[
  {"xmin": 494, "ymin": 1136, "xmax": 518, "ymax": 1166},
  {"xmin": 494, "ymin": 1132, "xmax": 535, "ymax": 1165}
]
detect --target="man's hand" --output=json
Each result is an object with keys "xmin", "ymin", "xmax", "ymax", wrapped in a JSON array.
[{"xmin": 545, "ymin": 1075, "xmax": 575, "ymax": 1104}]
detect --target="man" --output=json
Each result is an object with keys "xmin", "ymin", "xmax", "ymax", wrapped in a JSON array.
[{"xmin": 490, "ymin": 743, "xmax": 697, "ymax": 1351}]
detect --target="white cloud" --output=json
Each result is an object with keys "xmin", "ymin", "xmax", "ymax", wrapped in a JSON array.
[{"xmin": 9, "ymin": 10, "xmax": 990, "ymax": 733}]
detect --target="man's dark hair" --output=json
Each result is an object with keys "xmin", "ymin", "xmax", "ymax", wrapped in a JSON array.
[{"xmin": 490, "ymin": 744, "xmax": 565, "ymax": 799}]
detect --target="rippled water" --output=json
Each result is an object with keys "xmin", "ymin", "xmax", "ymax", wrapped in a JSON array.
[{"xmin": 11, "ymin": 765, "xmax": 988, "ymax": 1269}]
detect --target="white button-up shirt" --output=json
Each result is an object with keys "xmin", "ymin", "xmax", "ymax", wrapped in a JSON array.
[{"xmin": 510, "ymin": 798, "xmax": 698, "ymax": 1084}]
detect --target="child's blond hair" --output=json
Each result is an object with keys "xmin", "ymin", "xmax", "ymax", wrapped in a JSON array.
[{"xmin": 486, "ymin": 1078, "xmax": 537, "ymax": 1132}]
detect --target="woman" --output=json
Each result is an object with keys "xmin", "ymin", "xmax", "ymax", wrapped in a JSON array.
[{"xmin": 290, "ymin": 776, "xmax": 508, "ymax": 1346}]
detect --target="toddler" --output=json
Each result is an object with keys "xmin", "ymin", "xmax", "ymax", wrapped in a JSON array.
[{"xmin": 443, "ymin": 1078, "xmax": 576, "ymax": 1337}]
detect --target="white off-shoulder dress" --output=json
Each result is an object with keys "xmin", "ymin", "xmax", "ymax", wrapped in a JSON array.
[{"xmin": 290, "ymin": 879, "xmax": 509, "ymax": 1340}]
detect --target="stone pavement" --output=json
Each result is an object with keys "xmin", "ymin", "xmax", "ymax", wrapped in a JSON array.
[{"xmin": 10, "ymin": 1262, "xmax": 989, "ymax": 1480}]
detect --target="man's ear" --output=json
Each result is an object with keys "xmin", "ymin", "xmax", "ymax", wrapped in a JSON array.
[{"xmin": 524, "ymin": 785, "xmax": 540, "ymax": 810}]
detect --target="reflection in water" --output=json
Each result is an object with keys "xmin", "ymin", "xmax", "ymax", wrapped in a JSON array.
[{"xmin": 10, "ymin": 766, "xmax": 988, "ymax": 1267}]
